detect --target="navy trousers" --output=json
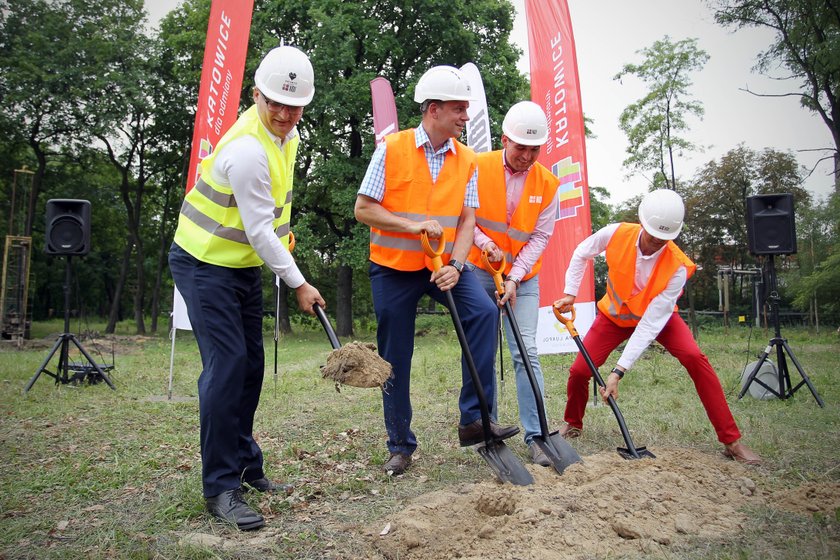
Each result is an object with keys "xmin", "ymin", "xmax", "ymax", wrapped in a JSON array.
[
  {"xmin": 169, "ymin": 244, "xmax": 266, "ymax": 498},
  {"xmin": 370, "ymin": 262, "xmax": 499, "ymax": 456}
]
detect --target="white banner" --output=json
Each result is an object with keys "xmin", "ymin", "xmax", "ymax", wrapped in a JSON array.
[{"xmin": 460, "ymin": 63, "xmax": 493, "ymax": 153}]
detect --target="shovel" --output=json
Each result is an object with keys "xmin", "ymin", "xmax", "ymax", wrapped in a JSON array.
[
  {"xmin": 421, "ymin": 232, "xmax": 533, "ymax": 486},
  {"xmin": 552, "ymin": 306, "xmax": 655, "ymax": 460},
  {"xmin": 481, "ymin": 251, "xmax": 583, "ymax": 474}
]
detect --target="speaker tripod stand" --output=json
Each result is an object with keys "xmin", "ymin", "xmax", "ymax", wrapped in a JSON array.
[
  {"xmin": 24, "ymin": 256, "xmax": 115, "ymax": 393},
  {"xmin": 738, "ymin": 255, "xmax": 823, "ymax": 407}
]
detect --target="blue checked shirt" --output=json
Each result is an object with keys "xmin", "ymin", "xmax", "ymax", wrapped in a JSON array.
[{"xmin": 358, "ymin": 126, "xmax": 479, "ymax": 207}]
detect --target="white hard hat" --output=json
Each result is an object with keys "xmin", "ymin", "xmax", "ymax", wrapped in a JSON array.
[
  {"xmin": 414, "ymin": 65, "xmax": 474, "ymax": 103},
  {"xmin": 638, "ymin": 189, "xmax": 684, "ymax": 240},
  {"xmin": 254, "ymin": 46, "xmax": 314, "ymax": 106},
  {"xmin": 502, "ymin": 101, "xmax": 548, "ymax": 146}
]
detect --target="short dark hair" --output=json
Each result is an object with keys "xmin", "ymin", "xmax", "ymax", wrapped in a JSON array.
[{"xmin": 420, "ymin": 99, "xmax": 443, "ymax": 114}]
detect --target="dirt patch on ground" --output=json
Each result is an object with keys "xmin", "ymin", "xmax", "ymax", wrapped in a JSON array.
[
  {"xmin": 773, "ymin": 482, "xmax": 840, "ymax": 516},
  {"xmin": 368, "ymin": 447, "xmax": 768, "ymax": 560}
]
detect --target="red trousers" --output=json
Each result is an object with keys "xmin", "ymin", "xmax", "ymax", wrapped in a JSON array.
[{"xmin": 564, "ymin": 313, "xmax": 741, "ymax": 444}]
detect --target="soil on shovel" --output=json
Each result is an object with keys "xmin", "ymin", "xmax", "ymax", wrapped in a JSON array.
[
  {"xmin": 366, "ymin": 447, "xmax": 831, "ymax": 560},
  {"xmin": 321, "ymin": 341, "xmax": 392, "ymax": 388}
]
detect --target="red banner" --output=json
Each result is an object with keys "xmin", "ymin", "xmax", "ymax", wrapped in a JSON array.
[
  {"xmin": 525, "ymin": 0, "xmax": 594, "ymax": 353},
  {"xmin": 370, "ymin": 77, "xmax": 399, "ymax": 145},
  {"xmin": 185, "ymin": 0, "xmax": 254, "ymax": 191}
]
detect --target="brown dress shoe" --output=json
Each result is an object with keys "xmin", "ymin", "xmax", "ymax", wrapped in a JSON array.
[
  {"xmin": 559, "ymin": 423, "xmax": 582, "ymax": 439},
  {"xmin": 383, "ymin": 452, "xmax": 412, "ymax": 475},
  {"xmin": 722, "ymin": 441, "xmax": 761, "ymax": 465},
  {"xmin": 457, "ymin": 420, "xmax": 520, "ymax": 447}
]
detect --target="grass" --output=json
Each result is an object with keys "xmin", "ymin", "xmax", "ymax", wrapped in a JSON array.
[{"xmin": 0, "ymin": 316, "xmax": 838, "ymax": 559}]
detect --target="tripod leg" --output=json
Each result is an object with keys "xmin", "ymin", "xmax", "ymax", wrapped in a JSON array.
[
  {"xmin": 775, "ymin": 340, "xmax": 792, "ymax": 399},
  {"xmin": 781, "ymin": 339, "xmax": 825, "ymax": 408},
  {"xmin": 23, "ymin": 336, "xmax": 64, "ymax": 393},
  {"xmin": 69, "ymin": 335, "xmax": 116, "ymax": 390},
  {"xmin": 738, "ymin": 346, "xmax": 773, "ymax": 399}
]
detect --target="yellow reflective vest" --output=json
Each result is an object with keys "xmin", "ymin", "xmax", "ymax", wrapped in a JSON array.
[{"xmin": 174, "ymin": 105, "xmax": 297, "ymax": 267}]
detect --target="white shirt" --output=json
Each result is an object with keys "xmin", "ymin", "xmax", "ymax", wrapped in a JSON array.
[
  {"xmin": 209, "ymin": 126, "xmax": 305, "ymax": 289},
  {"xmin": 564, "ymin": 223, "xmax": 687, "ymax": 370}
]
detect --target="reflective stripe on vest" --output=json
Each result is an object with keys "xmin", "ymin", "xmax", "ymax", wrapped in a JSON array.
[
  {"xmin": 597, "ymin": 223, "xmax": 696, "ymax": 327},
  {"xmin": 467, "ymin": 151, "xmax": 560, "ymax": 281},
  {"xmin": 173, "ymin": 105, "xmax": 297, "ymax": 268},
  {"xmin": 369, "ymin": 129, "xmax": 476, "ymax": 271}
]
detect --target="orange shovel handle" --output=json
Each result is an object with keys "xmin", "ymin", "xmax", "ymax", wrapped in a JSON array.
[
  {"xmin": 480, "ymin": 249, "xmax": 506, "ymax": 296},
  {"xmin": 552, "ymin": 304, "xmax": 579, "ymax": 338},
  {"xmin": 420, "ymin": 231, "xmax": 445, "ymax": 272}
]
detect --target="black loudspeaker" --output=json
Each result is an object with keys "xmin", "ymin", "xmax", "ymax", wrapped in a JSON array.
[
  {"xmin": 745, "ymin": 193, "xmax": 797, "ymax": 255},
  {"xmin": 45, "ymin": 199, "xmax": 91, "ymax": 256}
]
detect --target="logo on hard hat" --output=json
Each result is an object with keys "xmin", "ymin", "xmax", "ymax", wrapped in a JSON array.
[
  {"xmin": 289, "ymin": 72, "xmax": 297, "ymax": 80},
  {"xmin": 282, "ymin": 82, "xmax": 297, "ymax": 93},
  {"xmin": 526, "ymin": 128, "xmax": 537, "ymax": 135}
]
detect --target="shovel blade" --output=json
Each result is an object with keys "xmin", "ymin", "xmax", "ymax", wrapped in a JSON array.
[
  {"xmin": 476, "ymin": 441, "xmax": 534, "ymax": 486},
  {"xmin": 617, "ymin": 445, "xmax": 656, "ymax": 460},
  {"xmin": 534, "ymin": 433, "xmax": 583, "ymax": 474}
]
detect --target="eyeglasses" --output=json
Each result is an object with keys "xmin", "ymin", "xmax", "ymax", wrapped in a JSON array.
[{"xmin": 258, "ymin": 91, "xmax": 303, "ymax": 116}]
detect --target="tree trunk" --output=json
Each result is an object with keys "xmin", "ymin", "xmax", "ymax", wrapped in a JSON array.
[
  {"xmin": 336, "ymin": 263, "xmax": 353, "ymax": 337},
  {"xmin": 686, "ymin": 277, "xmax": 699, "ymax": 339},
  {"xmin": 133, "ymin": 239, "xmax": 146, "ymax": 335},
  {"xmin": 105, "ymin": 239, "xmax": 133, "ymax": 333}
]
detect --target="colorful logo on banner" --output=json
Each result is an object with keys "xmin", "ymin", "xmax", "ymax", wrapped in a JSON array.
[
  {"xmin": 551, "ymin": 157, "xmax": 585, "ymax": 219},
  {"xmin": 525, "ymin": 0, "xmax": 595, "ymax": 353}
]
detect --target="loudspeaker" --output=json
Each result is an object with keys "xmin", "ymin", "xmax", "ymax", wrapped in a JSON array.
[
  {"xmin": 45, "ymin": 199, "xmax": 91, "ymax": 256},
  {"xmin": 745, "ymin": 193, "xmax": 796, "ymax": 255}
]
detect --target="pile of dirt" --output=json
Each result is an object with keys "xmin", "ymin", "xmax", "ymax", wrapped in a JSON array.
[{"xmin": 368, "ymin": 447, "xmax": 766, "ymax": 560}]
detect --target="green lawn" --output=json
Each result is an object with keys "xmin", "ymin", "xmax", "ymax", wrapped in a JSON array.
[{"xmin": 1, "ymin": 317, "xmax": 838, "ymax": 559}]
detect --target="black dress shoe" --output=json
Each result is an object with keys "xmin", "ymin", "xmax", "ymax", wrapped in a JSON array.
[
  {"xmin": 458, "ymin": 420, "xmax": 519, "ymax": 447},
  {"xmin": 205, "ymin": 488, "xmax": 264, "ymax": 530},
  {"xmin": 242, "ymin": 477, "xmax": 294, "ymax": 495}
]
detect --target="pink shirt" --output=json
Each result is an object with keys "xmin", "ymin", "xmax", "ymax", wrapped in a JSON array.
[{"xmin": 473, "ymin": 150, "xmax": 559, "ymax": 281}]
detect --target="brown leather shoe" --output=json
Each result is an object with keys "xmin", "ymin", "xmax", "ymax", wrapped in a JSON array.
[
  {"xmin": 559, "ymin": 423, "xmax": 582, "ymax": 439},
  {"xmin": 457, "ymin": 420, "xmax": 519, "ymax": 447},
  {"xmin": 383, "ymin": 452, "xmax": 412, "ymax": 475},
  {"xmin": 722, "ymin": 441, "xmax": 761, "ymax": 465}
]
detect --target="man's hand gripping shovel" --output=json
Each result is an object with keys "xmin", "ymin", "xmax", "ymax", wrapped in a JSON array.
[
  {"xmin": 552, "ymin": 305, "xmax": 655, "ymax": 460},
  {"xmin": 482, "ymin": 251, "xmax": 583, "ymax": 474},
  {"xmin": 422, "ymin": 232, "xmax": 533, "ymax": 486}
]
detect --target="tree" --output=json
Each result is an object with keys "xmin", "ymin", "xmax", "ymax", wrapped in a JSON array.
[
  {"xmin": 249, "ymin": 0, "xmax": 528, "ymax": 336},
  {"xmin": 711, "ymin": 0, "xmax": 840, "ymax": 191},
  {"xmin": 682, "ymin": 146, "xmax": 809, "ymax": 310},
  {"xmin": 614, "ymin": 37, "xmax": 709, "ymax": 190}
]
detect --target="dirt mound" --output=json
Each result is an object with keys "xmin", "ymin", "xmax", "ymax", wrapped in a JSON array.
[{"xmin": 369, "ymin": 447, "xmax": 764, "ymax": 560}]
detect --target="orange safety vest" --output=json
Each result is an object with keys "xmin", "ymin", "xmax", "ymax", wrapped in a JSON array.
[
  {"xmin": 467, "ymin": 151, "xmax": 560, "ymax": 281},
  {"xmin": 598, "ymin": 223, "xmax": 696, "ymax": 327},
  {"xmin": 368, "ymin": 129, "xmax": 477, "ymax": 271}
]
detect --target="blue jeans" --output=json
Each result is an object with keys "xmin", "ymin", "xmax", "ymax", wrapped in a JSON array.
[
  {"xmin": 370, "ymin": 262, "xmax": 499, "ymax": 456},
  {"xmin": 475, "ymin": 270, "xmax": 547, "ymax": 444}
]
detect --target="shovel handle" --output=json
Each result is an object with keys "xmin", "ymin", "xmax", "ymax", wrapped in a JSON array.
[
  {"xmin": 313, "ymin": 303, "xmax": 341, "ymax": 350},
  {"xmin": 480, "ymin": 249, "xmax": 506, "ymax": 296},
  {"xmin": 552, "ymin": 304, "xmax": 579, "ymax": 338},
  {"xmin": 420, "ymin": 231, "xmax": 445, "ymax": 271}
]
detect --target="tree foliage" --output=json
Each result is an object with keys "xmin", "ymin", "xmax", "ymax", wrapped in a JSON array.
[
  {"xmin": 614, "ymin": 36, "xmax": 709, "ymax": 189},
  {"xmin": 710, "ymin": 0, "xmax": 840, "ymax": 190}
]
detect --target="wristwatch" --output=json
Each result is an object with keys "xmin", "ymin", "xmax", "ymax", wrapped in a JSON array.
[
  {"xmin": 508, "ymin": 276, "xmax": 522, "ymax": 288},
  {"xmin": 448, "ymin": 259, "xmax": 464, "ymax": 273},
  {"xmin": 611, "ymin": 367, "xmax": 625, "ymax": 379}
]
